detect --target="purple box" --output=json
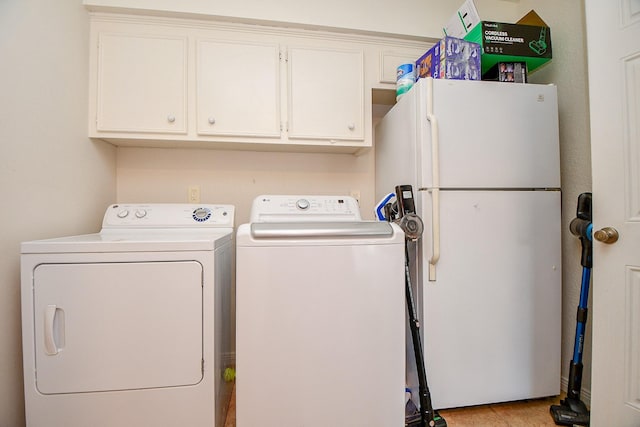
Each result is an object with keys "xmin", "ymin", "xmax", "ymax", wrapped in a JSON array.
[{"xmin": 416, "ymin": 36, "xmax": 481, "ymax": 81}]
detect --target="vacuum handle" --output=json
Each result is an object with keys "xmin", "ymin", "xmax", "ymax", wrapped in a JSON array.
[{"xmin": 569, "ymin": 192, "xmax": 593, "ymax": 269}]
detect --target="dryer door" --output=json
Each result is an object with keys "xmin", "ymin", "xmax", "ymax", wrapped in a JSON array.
[{"xmin": 31, "ymin": 261, "xmax": 203, "ymax": 394}]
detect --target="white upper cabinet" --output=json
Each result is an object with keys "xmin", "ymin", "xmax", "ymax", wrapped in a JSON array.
[
  {"xmin": 196, "ymin": 39, "xmax": 281, "ymax": 138},
  {"xmin": 88, "ymin": 13, "xmax": 429, "ymax": 153},
  {"xmin": 378, "ymin": 49, "xmax": 430, "ymax": 85},
  {"xmin": 288, "ymin": 47, "xmax": 363, "ymax": 141},
  {"xmin": 96, "ymin": 32, "xmax": 187, "ymax": 134}
]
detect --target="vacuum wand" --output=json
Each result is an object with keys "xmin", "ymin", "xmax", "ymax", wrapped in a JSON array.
[
  {"xmin": 403, "ymin": 242, "xmax": 439, "ymax": 427},
  {"xmin": 383, "ymin": 185, "xmax": 446, "ymax": 427}
]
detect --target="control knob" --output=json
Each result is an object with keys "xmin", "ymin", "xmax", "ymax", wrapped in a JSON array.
[
  {"xmin": 193, "ymin": 207, "xmax": 212, "ymax": 222},
  {"xmin": 296, "ymin": 199, "xmax": 310, "ymax": 210}
]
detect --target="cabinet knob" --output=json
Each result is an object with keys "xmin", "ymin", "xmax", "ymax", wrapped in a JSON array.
[
  {"xmin": 167, "ymin": 114, "xmax": 176, "ymax": 123},
  {"xmin": 347, "ymin": 123, "xmax": 355, "ymax": 131},
  {"xmin": 208, "ymin": 117, "xmax": 216, "ymax": 125}
]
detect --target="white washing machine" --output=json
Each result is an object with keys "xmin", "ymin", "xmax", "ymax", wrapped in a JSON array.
[
  {"xmin": 21, "ymin": 203, "xmax": 235, "ymax": 427},
  {"xmin": 236, "ymin": 195, "xmax": 406, "ymax": 427}
]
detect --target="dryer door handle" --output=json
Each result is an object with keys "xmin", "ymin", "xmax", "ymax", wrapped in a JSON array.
[{"xmin": 44, "ymin": 305, "xmax": 59, "ymax": 356}]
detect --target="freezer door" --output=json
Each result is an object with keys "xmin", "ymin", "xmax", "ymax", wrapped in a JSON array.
[
  {"xmin": 418, "ymin": 79, "xmax": 560, "ymax": 189},
  {"xmin": 374, "ymin": 85, "xmax": 420, "ymax": 202},
  {"xmin": 416, "ymin": 189, "xmax": 562, "ymax": 409}
]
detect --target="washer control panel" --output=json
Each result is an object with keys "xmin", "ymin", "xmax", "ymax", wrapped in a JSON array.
[
  {"xmin": 102, "ymin": 204, "xmax": 234, "ymax": 228},
  {"xmin": 250, "ymin": 195, "xmax": 361, "ymax": 223}
]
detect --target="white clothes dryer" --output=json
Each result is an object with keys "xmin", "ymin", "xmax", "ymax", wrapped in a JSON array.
[
  {"xmin": 21, "ymin": 204, "xmax": 235, "ymax": 427},
  {"xmin": 236, "ymin": 195, "xmax": 406, "ymax": 427}
]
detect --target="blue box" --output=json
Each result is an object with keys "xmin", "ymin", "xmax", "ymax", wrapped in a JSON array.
[{"xmin": 416, "ymin": 36, "xmax": 481, "ymax": 81}]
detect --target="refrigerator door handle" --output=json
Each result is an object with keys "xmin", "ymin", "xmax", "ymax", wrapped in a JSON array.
[
  {"xmin": 428, "ymin": 189, "xmax": 440, "ymax": 281},
  {"xmin": 426, "ymin": 78, "xmax": 440, "ymax": 281}
]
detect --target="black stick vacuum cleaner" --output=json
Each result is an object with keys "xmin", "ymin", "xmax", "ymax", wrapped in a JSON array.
[
  {"xmin": 550, "ymin": 192, "xmax": 592, "ymax": 426},
  {"xmin": 381, "ymin": 185, "xmax": 447, "ymax": 427}
]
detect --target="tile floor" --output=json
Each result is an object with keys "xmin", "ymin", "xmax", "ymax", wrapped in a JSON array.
[{"xmin": 223, "ymin": 384, "xmax": 565, "ymax": 426}]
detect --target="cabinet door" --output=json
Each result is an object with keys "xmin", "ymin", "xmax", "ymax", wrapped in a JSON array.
[
  {"xmin": 379, "ymin": 49, "xmax": 427, "ymax": 84},
  {"xmin": 288, "ymin": 47, "xmax": 364, "ymax": 141},
  {"xmin": 96, "ymin": 33, "xmax": 187, "ymax": 134},
  {"xmin": 197, "ymin": 39, "xmax": 280, "ymax": 137}
]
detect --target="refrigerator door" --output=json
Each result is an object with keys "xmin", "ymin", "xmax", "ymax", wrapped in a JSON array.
[
  {"xmin": 416, "ymin": 78, "xmax": 560, "ymax": 189},
  {"xmin": 416, "ymin": 189, "xmax": 562, "ymax": 409}
]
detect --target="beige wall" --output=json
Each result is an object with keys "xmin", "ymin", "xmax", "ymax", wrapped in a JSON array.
[
  {"xmin": 83, "ymin": 0, "xmax": 520, "ymax": 39},
  {"xmin": 117, "ymin": 148, "xmax": 376, "ymax": 224},
  {"xmin": 0, "ymin": 1, "xmax": 592, "ymax": 426},
  {"xmin": 0, "ymin": 2, "xmax": 117, "ymax": 426}
]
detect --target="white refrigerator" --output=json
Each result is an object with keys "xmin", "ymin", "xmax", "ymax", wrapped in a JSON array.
[{"xmin": 375, "ymin": 77, "xmax": 562, "ymax": 409}]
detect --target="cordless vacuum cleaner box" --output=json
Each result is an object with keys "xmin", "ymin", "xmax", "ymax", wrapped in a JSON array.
[{"xmin": 464, "ymin": 13, "xmax": 552, "ymax": 77}]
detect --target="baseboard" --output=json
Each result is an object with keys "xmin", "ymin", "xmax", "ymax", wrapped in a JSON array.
[{"xmin": 560, "ymin": 376, "xmax": 591, "ymax": 407}]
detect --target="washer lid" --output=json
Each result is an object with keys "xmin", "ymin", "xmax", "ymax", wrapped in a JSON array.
[
  {"xmin": 237, "ymin": 222, "xmax": 404, "ymax": 247},
  {"xmin": 250, "ymin": 221, "xmax": 394, "ymax": 238}
]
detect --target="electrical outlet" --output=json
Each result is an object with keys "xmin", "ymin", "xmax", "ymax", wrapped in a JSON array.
[{"xmin": 188, "ymin": 185, "xmax": 200, "ymax": 203}]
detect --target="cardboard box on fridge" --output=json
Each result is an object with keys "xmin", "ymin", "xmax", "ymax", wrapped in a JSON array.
[
  {"xmin": 415, "ymin": 36, "xmax": 481, "ymax": 81},
  {"xmin": 483, "ymin": 61, "xmax": 528, "ymax": 83},
  {"xmin": 463, "ymin": 10, "xmax": 552, "ymax": 76}
]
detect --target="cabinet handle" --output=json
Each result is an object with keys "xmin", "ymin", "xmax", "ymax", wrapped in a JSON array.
[
  {"xmin": 208, "ymin": 117, "xmax": 216, "ymax": 125},
  {"xmin": 167, "ymin": 114, "xmax": 176, "ymax": 123},
  {"xmin": 347, "ymin": 123, "xmax": 355, "ymax": 131}
]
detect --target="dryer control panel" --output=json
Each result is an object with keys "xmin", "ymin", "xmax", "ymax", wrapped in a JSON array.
[
  {"xmin": 250, "ymin": 195, "xmax": 361, "ymax": 223},
  {"xmin": 102, "ymin": 204, "xmax": 235, "ymax": 229}
]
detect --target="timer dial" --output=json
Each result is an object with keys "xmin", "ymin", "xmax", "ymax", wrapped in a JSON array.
[
  {"xmin": 193, "ymin": 207, "xmax": 212, "ymax": 222},
  {"xmin": 296, "ymin": 199, "xmax": 310, "ymax": 210}
]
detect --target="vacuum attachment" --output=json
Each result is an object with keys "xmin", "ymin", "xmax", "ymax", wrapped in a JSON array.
[{"xmin": 550, "ymin": 400, "xmax": 590, "ymax": 426}]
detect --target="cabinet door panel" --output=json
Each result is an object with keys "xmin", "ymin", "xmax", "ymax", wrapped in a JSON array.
[
  {"xmin": 379, "ymin": 49, "xmax": 427, "ymax": 84},
  {"xmin": 197, "ymin": 40, "xmax": 280, "ymax": 137},
  {"xmin": 97, "ymin": 33, "xmax": 187, "ymax": 134},
  {"xmin": 288, "ymin": 47, "xmax": 364, "ymax": 141}
]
